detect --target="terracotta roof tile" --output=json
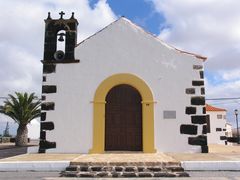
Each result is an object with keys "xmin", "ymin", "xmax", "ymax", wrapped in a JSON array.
[{"xmin": 206, "ymin": 104, "xmax": 226, "ymax": 112}]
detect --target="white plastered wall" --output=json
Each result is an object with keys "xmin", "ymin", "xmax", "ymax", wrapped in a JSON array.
[
  {"xmin": 43, "ymin": 18, "xmax": 204, "ymax": 153},
  {"xmin": 207, "ymin": 111, "xmax": 227, "ymax": 145}
]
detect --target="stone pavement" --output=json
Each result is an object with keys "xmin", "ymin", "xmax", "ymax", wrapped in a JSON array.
[
  {"xmin": 167, "ymin": 152, "xmax": 240, "ymax": 161},
  {"xmin": 209, "ymin": 144, "xmax": 240, "ymax": 153},
  {"xmin": 0, "ymin": 144, "xmax": 239, "ymax": 172},
  {"xmin": 167, "ymin": 144, "xmax": 240, "ymax": 171},
  {"xmin": 44, "ymin": 178, "xmax": 240, "ymax": 180},
  {"xmin": 0, "ymin": 141, "xmax": 38, "ymax": 159},
  {"xmin": 0, "ymin": 140, "xmax": 39, "ymax": 150},
  {"xmin": 70, "ymin": 152, "xmax": 177, "ymax": 165},
  {"xmin": 0, "ymin": 154, "xmax": 80, "ymax": 162},
  {"xmin": 1, "ymin": 144, "xmax": 239, "ymax": 163},
  {"xmin": 0, "ymin": 146, "xmax": 28, "ymax": 159}
]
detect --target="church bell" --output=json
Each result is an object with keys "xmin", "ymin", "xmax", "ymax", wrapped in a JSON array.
[{"xmin": 58, "ymin": 33, "xmax": 65, "ymax": 42}]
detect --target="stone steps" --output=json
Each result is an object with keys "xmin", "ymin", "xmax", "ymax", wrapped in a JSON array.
[{"xmin": 61, "ymin": 163, "xmax": 189, "ymax": 178}]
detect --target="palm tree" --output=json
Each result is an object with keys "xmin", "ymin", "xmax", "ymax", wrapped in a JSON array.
[{"xmin": 0, "ymin": 92, "xmax": 41, "ymax": 146}]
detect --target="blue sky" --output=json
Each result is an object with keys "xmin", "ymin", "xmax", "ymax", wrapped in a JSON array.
[
  {"xmin": 0, "ymin": 0, "xmax": 240, "ymax": 136},
  {"xmin": 90, "ymin": 0, "xmax": 166, "ymax": 35}
]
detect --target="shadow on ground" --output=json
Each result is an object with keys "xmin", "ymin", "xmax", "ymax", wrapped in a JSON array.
[{"xmin": 0, "ymin": 140, "xmax": 39, "ymax": 159}]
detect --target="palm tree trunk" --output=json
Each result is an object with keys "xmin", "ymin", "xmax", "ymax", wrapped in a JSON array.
[{"xmin": 15, "ymin": 124, "xmax": 28, "ymax": 146}]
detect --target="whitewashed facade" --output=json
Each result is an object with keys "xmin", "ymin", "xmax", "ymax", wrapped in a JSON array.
[
  {"xmin": 40, "ymin": 13, "xmax": 208, "ymax": 154},
  {"xmin": 225, "ymin": 123, "xmax": 233, "ymax": 138},
  {"xmin": 206, "ymin": 104, "xmax": 228, "ymax": 145},
  {"xmin": 225, "ymin": 123, "xmax": 233, "ymax": 145}
]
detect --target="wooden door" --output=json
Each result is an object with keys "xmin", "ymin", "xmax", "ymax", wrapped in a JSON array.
[{"xmin": 105, "ymin": 84, "xmax": 142, "ymax": 151}]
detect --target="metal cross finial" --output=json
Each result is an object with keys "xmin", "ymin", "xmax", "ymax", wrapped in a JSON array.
[
  {"xmin": 47, "ymin": 12, "xmax": 52, "ymax": 20},
  {"xmin": 59, "ymin": 11, "xmax": 65, "ymax": 19},
  {"xmin": 70, "ymin": 12, "xmax": 75, "ymax": 19}
]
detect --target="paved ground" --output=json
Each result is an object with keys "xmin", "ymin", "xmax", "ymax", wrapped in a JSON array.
[
  {"xmin": 188, "ymin": 171, "xmax": 240, "ymax": 178},
  {"xmin": 70, "ymin": 152, "xmax": 178, "ymax": 165},
  {"xmin": 0, "ymin": 143, "xmax": 17, "ymax": 150},
  {"xmin": 167, "ymin": 152, "xmax": 240, "ymax": 161},
  {"xmin": 0, "ymin": 146, "xmax": 28, "ymax": 159},
  {"xmin": 45, "ymin": 177, "xmax": 240, "ymax": 180},
  {"xmin": 0, "ymin": 141, "xmax": 39, "ymax": 159},
  {"xmin": 0, "ymin": 171, "xmax": 59, "ymax": 180},
  {"xmin": 0, "ymin": 153, "xmax": 80, "ymax": 162},
  {"xmin": 167, "ymin": 144, "xmax": 240, "ymax": 161},
  {"xmin": 0, "ymin": 144, "xmax": 240, "ymax": 170},
  {"xmin": 0, "ymin": 171, "xmax": 240, "ymax": 180},
  {"xmin": 44, "ymin": 177, "xmax": 240, "ymax": 180},
  {"xmin": 0, "ymin": 143, "xmax": 240, "ymax": 179},
  {"xmin": 1, "ymin": 144, "xmax": 240, "ymax": 163},
  {"xmin": 209, "ymin": 144, "xmax": 240, "ymax": 153}
]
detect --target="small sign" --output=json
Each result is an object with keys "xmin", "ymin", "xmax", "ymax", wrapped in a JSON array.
[{"xmin": 163, "ymin": 111, "xmax": 176, "ymax": 119}]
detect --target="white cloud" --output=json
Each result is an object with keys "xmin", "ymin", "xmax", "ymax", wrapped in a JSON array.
[
  {"xmin": 205, "ymin": 78, "xmax": 240, "ymax": 125},
  {"xmin": 0, "ymin": 0, "xmax": 116, "ymax": 97},
  {"xmin": 148, "ymin": 0, "xmax": 240, "ymax": 124},
  {"xmin": 222, "ymin": 69, "xmax": 240, "ymax": 81},
  {"xmin": 205, "ymin": 79, "xmax": 240, "ymax": 98},
  {"xmin": 0, "ymin": 0, "xmax": 116, "ymax": 136},
  {"xmin": 149, "ymin": 0, "xmax": 240, "ymax": 68}
]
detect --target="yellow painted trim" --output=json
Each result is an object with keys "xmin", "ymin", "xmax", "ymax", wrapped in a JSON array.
[{"xmin": 89, "ymin": 73, "xmax": 156, "ymax": 153}]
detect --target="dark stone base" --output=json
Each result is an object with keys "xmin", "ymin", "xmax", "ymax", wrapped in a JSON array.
[
  {"xmin": 41, "ymin": 102, "xmax": 55, "ymax": 110},
  {"xmin": 202, "ymin": 125, "xmax": 208, "ymax": 134},
  {"xmin": 188, "ymin": 135, "xmax": 207, "ymax": 146},
  {"xmin": 192, "ymin": 80, "xmax": 204, "ymax": 86},
  {"xmin": 186, "ymin": 107, "xmax": 196, "ymax": 114},
  {"xmin": 227, "ymin": 137, "xmax": 238, "ymax": 143},
  {"xmin": 186, "ymin": 88, "xmax": 195, "ymax": 94},
  {"xmin": 39, "ymin": 140, "xmax": 56, "ymax": 150},
  {"xmin": 42, "ymin": 85, "xmax": 57, "ymax": 94},
  {"xmin": 180, "ymin": 124, "xmax": 198, "ymax": 135},
  {"xmin": 201, "ymin": 145, "xmax": 209, "ymax": 153},
  {"xmin": 191, "ymin": 96, "xmax": 205, "ymax": 105},
  {"xmin": 43, "ymin": 64, "xmax": 56, "ymax": 74},
  {"xmin": 41, "ymin": 112, "xmax": 46, "ymax": 121},
  {"xmin": 191, "ymin": 115, "xmax": 207, "ymax": 124},
  {"xmin": 193, "ymin": 65, "xmax": 203, "ymax": 70},
  {"xmin": 220, "ymin": 136, "xmax": 227, "ymax": 140},
  {"xmin": 41, "ymin": 121, "xmax": 54, "ymax": 130}
]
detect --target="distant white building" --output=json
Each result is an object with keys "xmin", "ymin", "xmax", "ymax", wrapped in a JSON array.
[
  {"xmin": 206, "ymin": 104, "xmax": 228, "ymax": 145},
  {"xmin": 225, "ymin": 123, "xmax": 233, "ymax": 138},
  {"xmin": 225, "ymin": 123, "xmax": 233, "ymax": 145}
]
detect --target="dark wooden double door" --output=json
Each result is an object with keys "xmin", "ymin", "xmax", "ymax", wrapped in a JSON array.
[{"xmin": 105, "ymin": 84, "xmax": 142, "ymax": 151}]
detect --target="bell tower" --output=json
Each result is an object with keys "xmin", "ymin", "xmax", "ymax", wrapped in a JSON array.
[
  {"xmin": 39, "ymin": 12, "xmax": 79, "ymax": 153},
  {"xmin": 43, "ymin": 11, "xmax": 79, "ymax": 63}
]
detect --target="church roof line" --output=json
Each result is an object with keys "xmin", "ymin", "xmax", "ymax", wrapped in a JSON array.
[
  {"xmin": 76, "ymin": 17, "xmax": 207, "ymax": 61},
  {"xmin": 76, "ymin": 18, "xmax": 120, "ymax": 47}
]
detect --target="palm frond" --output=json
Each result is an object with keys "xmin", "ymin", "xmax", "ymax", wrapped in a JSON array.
[{"xmin": 0, "ymin": 92, "xmax": 41, "ymax": 125}]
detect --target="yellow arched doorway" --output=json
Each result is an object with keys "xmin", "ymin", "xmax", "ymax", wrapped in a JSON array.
[{"xmin": 89, "ymin": 73, "xmax": 156, "ymax": 153}]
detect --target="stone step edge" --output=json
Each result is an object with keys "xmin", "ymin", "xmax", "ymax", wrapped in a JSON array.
[
  {"xmin": 61, "ymin": 171, "xmax": 189, "ymax": 178},
  {"xmin": 70, "ymin": 161, "xmax": 181, "ymax": 166},
  {"xmin": 65, "ymin": 165, "xmax": 184, "ymax": 172}
]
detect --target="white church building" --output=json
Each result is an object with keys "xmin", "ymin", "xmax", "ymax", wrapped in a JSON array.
[{"xmin": 40, "ymin": 12, "xmax": 208, "ymax": 154}]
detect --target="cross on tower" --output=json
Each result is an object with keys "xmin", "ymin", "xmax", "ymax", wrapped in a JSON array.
[{"xmin": 59, "ymin": 11, "xmax": 65, "ymax": 19}]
